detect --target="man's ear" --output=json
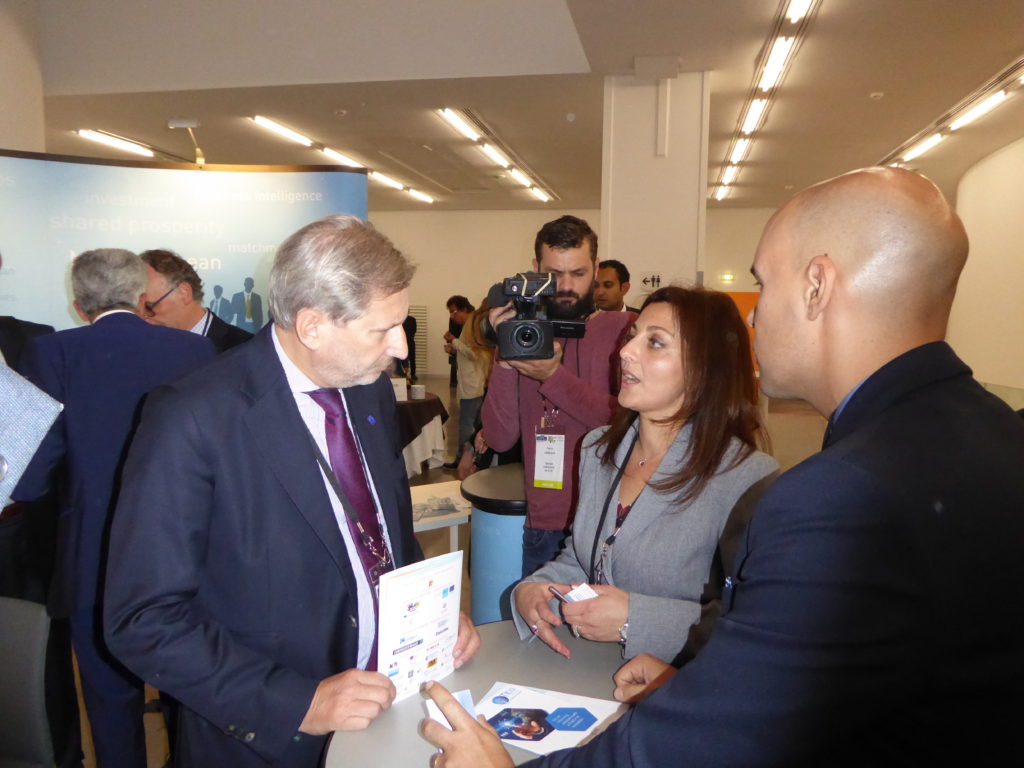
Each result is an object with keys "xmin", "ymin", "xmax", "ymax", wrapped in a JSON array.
[
  {"xmin": 179, "ymin": 282, "xmax": 194, "ymax": 305},
  {"xmin": 621, "ymin": 281, "xmax": 631, "ymax": 296},
  {"xmin": 73, "ymin": 301, "xmax": 91, "ymax": 324},
  {"xmin": 805, "ymin": 253, "xmax": 835, "ymax": 321},
  {"xmin": 293, "ymin": 308, "xmax": 328, "ymax": 350},
  {"xmin": 531, "ymin": 258, "xmax": 540, "ymax": 273}
]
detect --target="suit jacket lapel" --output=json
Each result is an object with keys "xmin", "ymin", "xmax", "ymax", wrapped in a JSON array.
[{"xmin": 241, "ymin": 330, "xmax": 358, "ymax": 597}]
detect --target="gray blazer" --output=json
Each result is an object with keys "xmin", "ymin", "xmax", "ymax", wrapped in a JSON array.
[{"xmin": 511, "ymin": 421, "xmax": 778, "ymax": 662}]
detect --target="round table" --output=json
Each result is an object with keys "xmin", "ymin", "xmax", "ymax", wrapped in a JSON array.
[{"xmin": 323, "ymin": 620, "xmax": 625, "ymax": 767}]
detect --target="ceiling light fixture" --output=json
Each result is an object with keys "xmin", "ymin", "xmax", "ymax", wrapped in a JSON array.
[
  {"xmin": 949, "ymin": 90, "xmax": 1009, "ymax": 131},
  {"xmin": 479, "ymin": 143, "xmax": 510, "ymax": 168},
  {"xmin": 713, "ymin": 185, "xmax": 730, "ymax": 201},
  {"xmin": 369, "ymin": 171, "xmax": 404, "ymax": 190},
  {"xmin": 250, "ymin": 115, "xmax": 313, "ymax": 146},
  {"xmin": 75, "ymin": 129, "xmax": 155, "ymax": 158},
  {"xmin": 902, "ymin": 133, "xmax": 944, "ymax": 162},
  {"xmin": 438, "ymin": 105, "xmax": 557, "ymax": 201},
  {"xmin": 721, "ymin": 165, "xmax": 739, "ymax": 185},
  {"xmin": 785, "ymin": 0, "xmax": 813, "ymax": 23},
  {"xmin": 740, "ymin": 99, "xmax": 768, "ymax": 135},
  {"xmin": 759, "ymin": 37, "xmax": 795, "ymax": 91},
  {"xmin": 437, "ymin": 108, "xmax": 481, "ymax": 141},
  {"xmin": 406, "ymin": 189, "xmax": 434, "ymax": 204},
  {"xmin": 508, "ymin": 168, "xmax": 533, "ymax": 187},
  {"xmin": 321, "ymin": 147, "xmax": 364, "ymax": 167},
  {"xmin": 729, "ymin": 138, "xmax": 751, "ymax": 165}
]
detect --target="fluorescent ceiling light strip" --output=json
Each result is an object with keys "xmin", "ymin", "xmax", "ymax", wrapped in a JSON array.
[
  {"xmin": 321, "ymin": 147, "xmax": 364, "ymax": 167},
  {"xmin": 479, "ymin": 143, "xmax": 510, "ymax": 168},
  {"xmin": 721, "ymin": 165, "xmax": 739, "ymax": 185},
  {"xmin": 729, "ymin": 138, "xmax": 751, "ymax": 164},
  {"xmin": 759, "ymin": 37, "xmax": 795, "ymax": 91},
  {"xmin": 786, "ymin": 0, "xmax": 813, "ymax": 23},
  {"xmin": 406, "ymin": 189, "xmax": 434, "ymax": 203},
  {"xmin": 438, "ymin": 108, "xmax": 480, "ymax": 141},
  {"xmin": 741, "ymin": 99, "xmax": 768, "ymax": 135},
  {"xmin": 508, "ymin": 168, "xmax": 533, "ymax": 187},
  {"xmin": 529, "ymin": 187, "xmax": 551, "ymax": 202},
  {"xmin": 369, "ymin": 171, "xmax": 404, "ymax": 190},
  {"xmin": 902, "ymin": 133, "xmax": 944, "ymax": 162},
  {"xmin": 251, "ymin": 115, "xmax": 313, "ymax": 146},
  {"xmin": 76, "ymin": 129, "xmax": 154, "ymax": 157},
  {"xmin": 949, "ymin": 90, "xmax": 1008, "ymax": 131},
  {"xmin": 714, "ymin": 185, "xmax": 730, "ymax": 201}
]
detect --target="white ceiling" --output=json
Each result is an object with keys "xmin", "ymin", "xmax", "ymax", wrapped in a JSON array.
[{"xmin": 36, "ymin": 0, "xmax": 1024, "ymax": 212}]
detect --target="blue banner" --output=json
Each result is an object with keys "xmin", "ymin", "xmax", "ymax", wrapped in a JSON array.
[{"xmin": 0, "ymin": 152, "xmax": 367, "ymax": 330}]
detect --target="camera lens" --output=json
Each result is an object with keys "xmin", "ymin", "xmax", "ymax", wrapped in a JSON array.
[{"xmin": 512, "ymin": 323, "xmax": 543, "ymax": 353}]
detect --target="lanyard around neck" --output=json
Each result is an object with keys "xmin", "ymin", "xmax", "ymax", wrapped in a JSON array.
[{"xmin": 589, "ymin": 430, "xmax": 640, "ymax": 583}]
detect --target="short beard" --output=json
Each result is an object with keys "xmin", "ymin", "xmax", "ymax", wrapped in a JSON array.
[{"xmin": 547, "ymin": 291, "xmax": 595, "ymax": 320}]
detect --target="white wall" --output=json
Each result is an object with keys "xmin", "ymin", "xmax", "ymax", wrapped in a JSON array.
[
  {"xmin": 0, "ymin": 0, "xmax": 44, "ymax": 151},
  {"xmin": 948, "ymin": 135, "xmax": 1024, "ymax": 392},
  {"xmin": 704, "ymin": 207, "xmax": 774, "ymax": 293},
  {"xmin": 368, "ymin": 208, "xmax": 599, "ymax": 375}
]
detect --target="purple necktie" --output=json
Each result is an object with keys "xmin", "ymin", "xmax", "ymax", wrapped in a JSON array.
[{"xmin": 307, "ymin": 388, "xmax": 392, "ymax": 669}]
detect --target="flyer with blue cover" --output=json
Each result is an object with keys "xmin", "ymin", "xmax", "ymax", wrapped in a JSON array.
[{"xmin": 475, "ymin": 682, "xmax": 625, "ymax": 756}]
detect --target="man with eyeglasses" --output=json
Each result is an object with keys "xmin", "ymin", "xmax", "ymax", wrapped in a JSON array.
[
  {"xmin": 12, "ymin": 249, "xmax": 213, "ymax": 768},
  {"xmin": 141, "ymin": 249, "xmax": 253, "ymax": 353},
  {"xmin": 105, "ymin": 215, "xmax": 480, "ymax": 767}
]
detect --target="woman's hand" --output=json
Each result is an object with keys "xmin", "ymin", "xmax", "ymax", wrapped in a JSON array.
[
  {"xmin": 514, "ymin": 581, "xmax": 572, "ymax": 658},
  {"xmin": 560, "ymin": 584, "xmax": 629, "ymax": 642}
]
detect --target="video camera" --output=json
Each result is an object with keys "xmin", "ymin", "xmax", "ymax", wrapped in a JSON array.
[{"xmin": 484, "ymin": 272, "xmax": 586, "ymax": 360}]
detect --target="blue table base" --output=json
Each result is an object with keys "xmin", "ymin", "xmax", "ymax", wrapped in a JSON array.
[{"xmin": 469, "ymin": 507, "xmax": 524, "ymax": 624}]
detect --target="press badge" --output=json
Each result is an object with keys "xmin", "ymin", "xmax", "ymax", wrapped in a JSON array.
[{"xmin": 533, "ymin": 431, "xmax": 566, "ymax": 489}]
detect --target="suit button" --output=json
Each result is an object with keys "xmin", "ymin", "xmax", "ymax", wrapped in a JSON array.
[
  {"xmin": 349, "ymin": 615, "xmax": 358, "ymax": 627},
  {"xmin": 226, "ymin": 724, "xmax": 237, "ymax": 734},
  {"xmin": 244, "ymin": 732, "xmax": 256, "ymax": 742}
]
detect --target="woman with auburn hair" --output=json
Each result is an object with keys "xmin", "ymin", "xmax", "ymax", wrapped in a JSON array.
[{"xmin": 512, "ymin": 286, "xmax": 778, "ymax": 663}]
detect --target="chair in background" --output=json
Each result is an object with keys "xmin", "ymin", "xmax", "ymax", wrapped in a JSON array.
[{"xmin": 0, "ymin": 596, "xmax": 54, "ymax": 768}]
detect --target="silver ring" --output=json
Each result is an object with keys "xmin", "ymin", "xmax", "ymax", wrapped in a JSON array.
[
  {"xmin": 530, "ymin": 624, "xmax": 539, "ymax": 634},
  {"xmin": 571, "ymin": 624, "xmax": 581, "ymax": 638}
]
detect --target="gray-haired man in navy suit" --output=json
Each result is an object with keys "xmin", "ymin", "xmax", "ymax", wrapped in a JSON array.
[{"xmin": 106, "ymin": 215, "xmax": 480, "ymax": 767}]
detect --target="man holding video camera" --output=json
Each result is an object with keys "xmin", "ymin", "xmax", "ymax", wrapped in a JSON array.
[{"xmin": 481, "ymin": 215, "xmax": 634, "ymax": 577}]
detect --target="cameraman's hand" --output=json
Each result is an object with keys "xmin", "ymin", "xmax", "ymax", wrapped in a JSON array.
[
  {"xmin": 487, "ymin": 301, "xmax": 516, "ymax": 331},
  {"xmin": 508, "ymin": 341, "xmax": 563, "ymax": 382}
]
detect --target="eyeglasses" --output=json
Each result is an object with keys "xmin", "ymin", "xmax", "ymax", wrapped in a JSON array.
[{"xmin": 143, "ymin": 285, "xmax": 177, "ymax": 316}]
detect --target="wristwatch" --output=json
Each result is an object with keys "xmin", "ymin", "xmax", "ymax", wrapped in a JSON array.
[{"xmin": 617, "ymin": 622, "xmax": 629, "ymax": 653}]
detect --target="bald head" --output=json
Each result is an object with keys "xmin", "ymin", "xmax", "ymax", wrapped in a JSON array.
[
  {"xmin": 782, "ymin": 166, "xmax": 967, "ymax": 323},
  {"xmin": 751, "ymin": 167, "xmax": 969, "ymax": 414}
]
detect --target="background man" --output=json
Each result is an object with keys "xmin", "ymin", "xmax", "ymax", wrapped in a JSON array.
[
  {"xmin": 424, "ymin": 167, "xmax": 1024, "ymax": 765},
  {"xmin": 141, "ymin": 249, "xmax": 253, "ymax": 353},
  {"xmin": 444, "ymin": 295, "xmax": 473, "ymax": 389},
  {"xmin": 105, "ymin": 215, "xmax": 479, "ymax": 767},
  {"xmin": 594, "ymin": 258, "xmax": 639, "ymax": 313},
  {"xmin": 481, "ymin": 215, "xmax": 634, "ymax": 576},
  {"xmin": 13, "ymin": 249, "xmax": 214, "ymax": 768},
  {"xmin": 231, "ymin": 275, "xmax": 263, "ymax": 332}
]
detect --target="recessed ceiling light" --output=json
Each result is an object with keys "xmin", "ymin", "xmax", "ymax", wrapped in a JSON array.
[
  {"xmin": 369, "ymin": 171, "xmax": 404, "ymax": 190},
  {"xmin": 250, "ymin": 115, "xmax": 313, "ymax": 146},
  {"xmin": 902, "ymin": 133, "xmax": 944, "ymax": 162},
  {"xmin": 321, "ymin": 147, "xmax": 364, "ymax": 167},
  {"xmin": 406, "ymin": 189, "xmax": 434, "ymax": 203},
  {"xmin": 529, "ymin": 187, "xmax": 551, "ymax": 202},
  {"xmin": 759, "ymin": 37, "xmax": 795, "ymax": 91},
  {"xmin": 75, "ymin": 129, "xmax": 155, "ymax": 157},
  {"xmin": 437, "ymin": 108, "xmax": 480, "ymax": 141},
  {"xmin": 508, "ymin": 168, "xmax": 532, "ymax": 187},
  {"xmin": 949, "ymin": 90, "xmax": 1008, "ymax": 131},
  {"xmin": 785, "ymin": 0, "xmax": 813, "ymax": 23},
  {"xmin": 729, "ymin": 138, "xmax": 751, "ymax": 165}
]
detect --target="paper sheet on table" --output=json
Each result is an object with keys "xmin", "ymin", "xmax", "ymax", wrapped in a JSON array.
[
  {"xmin": 475, "ymin": 682, "xmax": 625, "ymax": 756},
  {"xmin": 377, "ymin": 550, "xmax": 463, "ymax": 702}
]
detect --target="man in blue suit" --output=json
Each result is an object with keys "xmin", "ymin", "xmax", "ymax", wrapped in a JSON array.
[
  {"xmin": 13, "ymin": 248, "xmax": 215, "ymax": 768},
  {"xmin": 423, "ymin": 167, "xmax": 1024, "ymax": 766},
  {"xmin": 105, "ymin": 215, "xmax": 480, "ymax": 767}
]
